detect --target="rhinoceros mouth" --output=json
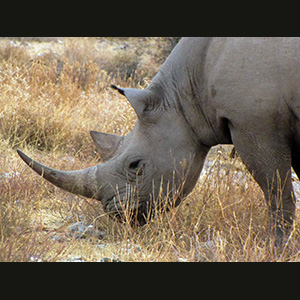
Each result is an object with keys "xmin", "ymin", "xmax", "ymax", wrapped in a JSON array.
[{"xmin": 102, "ymin": 190, "xmax": 150, "ymax": 226}]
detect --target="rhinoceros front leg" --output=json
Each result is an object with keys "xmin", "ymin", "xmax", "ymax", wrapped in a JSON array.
[{"xmin": 229, "ymin": 128, "xmax": 295, "ymax": 244}]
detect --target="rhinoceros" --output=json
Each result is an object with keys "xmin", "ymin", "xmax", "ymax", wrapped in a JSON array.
[{"xmin": 17, "ymin": 37, "xmax": 300, "ymax": 242}]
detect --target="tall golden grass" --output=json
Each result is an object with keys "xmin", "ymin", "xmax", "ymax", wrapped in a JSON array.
[{"xmin": 1, "ymin": 37, "xmax": 300, "ymax": 261}]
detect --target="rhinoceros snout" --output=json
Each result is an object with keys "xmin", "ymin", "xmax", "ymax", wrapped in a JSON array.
[
  {"xmin": 102, "ymin": 191, "xmax": 151, "ymax": 226},
  {"xmin": 106, "ymin": 201, "xmax": 149, "ymax": 227}
]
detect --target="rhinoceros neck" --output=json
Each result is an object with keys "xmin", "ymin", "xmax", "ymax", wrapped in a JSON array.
[{"xmin": 148, "ymin": 37, "xmax": 223, "ymax": 147}]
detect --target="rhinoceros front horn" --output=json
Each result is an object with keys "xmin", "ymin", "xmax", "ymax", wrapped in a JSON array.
[{"xmin": 17, "ymin": 149, "xmax": 101, "ymax": 199}]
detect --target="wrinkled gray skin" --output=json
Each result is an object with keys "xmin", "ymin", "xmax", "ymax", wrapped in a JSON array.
[{"xmin": 18, "ymin": 37, "xmax": 300, "ymax": 242}]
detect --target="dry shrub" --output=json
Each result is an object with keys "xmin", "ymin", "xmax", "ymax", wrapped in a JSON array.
[
  {"xmin": 0, "ymin": 149, "xmax": 67, "ymax": 261},
  {"xmin": 0, "ymin": 52, "xmax": 136, "ymax": 157},
  {"xmin": 0, "ymin": 40, "xmax": 31, "ymax": 63}
]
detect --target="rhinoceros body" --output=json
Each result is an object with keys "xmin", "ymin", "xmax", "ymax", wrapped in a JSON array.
[{"xmin": 18, "ymin": 37, "xmax": 300, "ymax": 241}]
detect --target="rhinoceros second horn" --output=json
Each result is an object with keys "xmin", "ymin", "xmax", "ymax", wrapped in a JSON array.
[{"xmin": 90, "ymin": 131, "xmax": 123, "ymax": 162}]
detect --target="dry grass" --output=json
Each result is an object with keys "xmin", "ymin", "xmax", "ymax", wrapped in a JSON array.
[{"xmin": 1, "ymin": 37, "xmax": 300, "ymax": 262}]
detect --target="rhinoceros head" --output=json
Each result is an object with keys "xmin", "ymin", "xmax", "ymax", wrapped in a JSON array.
[{"xmin": 17, "ymin": 85, "xmax": 207, "ymax": 225}]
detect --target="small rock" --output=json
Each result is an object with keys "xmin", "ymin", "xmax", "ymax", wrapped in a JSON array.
[
  {"xmin": 177, "ymin": 257, "xmax": 188, "ymax": 262},
  {"xmin": 52, "ymin": 221, "xmax": 107, "ymax": 242},
  {"xmin": 52, "ymin": 235, "xmax": 67, "ymax": 242},
  {"xmin": 68, "ymin": 221, "xmax": 107, "ymax": 240},
  {"xmin": 194, "ymin": 240, "xmax": 217, "ymax": 262},
  {"xmin": 68, "ymin": 256, "xmax": 86, "ymax": 262},
  {"xmin": 94, "ymin": 230, "xmax": 107, "ymax": 240},
  {"xmin": 29, "ymin": 256, "xmax": 43, "ymax": 262},
  {"xmin": 0, "ymin": 171, "xmax": 20, "ymax": 180},
  {"xmin": 99, "ymin": 257, "xmax": 123, "ymax": 262}
]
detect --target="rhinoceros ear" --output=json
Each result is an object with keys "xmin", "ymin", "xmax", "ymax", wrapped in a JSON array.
[
  {"xmin": 111, "ymin": 85, "xmax": 156, "ymax": 119},
  {"xmin": 90, "ymin": 131, "xmax": 123, "ymax": 162}
]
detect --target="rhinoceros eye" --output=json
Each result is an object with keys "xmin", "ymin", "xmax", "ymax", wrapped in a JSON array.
[{"xmin": 129, "ymin": 159, "xmax": 142, "ymax": 170}]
